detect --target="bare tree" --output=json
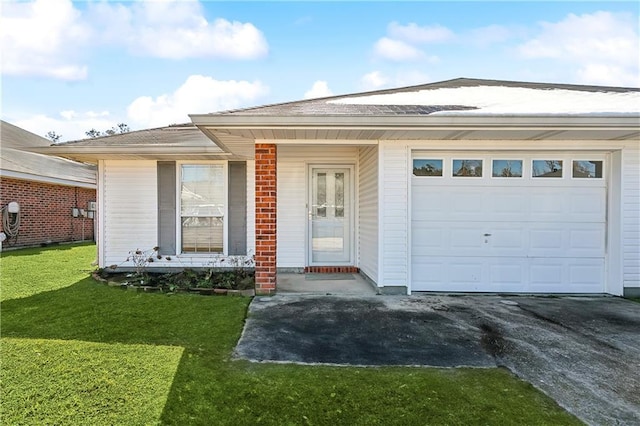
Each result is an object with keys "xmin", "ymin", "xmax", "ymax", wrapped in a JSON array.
[
  {"xmin": 45, "ymin": 131, "xmax": 62, "ymax": 143},
  {"xmin": 85, "ymin": 129, "xmax": 102, "ymax": 138},
  {"xmin": 85, "ymin": 123, "xmax": 130, "ymax": 138}
]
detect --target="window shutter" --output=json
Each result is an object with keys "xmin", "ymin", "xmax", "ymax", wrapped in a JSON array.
[
  {"xmin": 157, "ymin": 161, "xmax": 176, "ymax": 255},
  {"xmin": 228, "ymin": 161, "xmax": 247, "ymax": 255}
]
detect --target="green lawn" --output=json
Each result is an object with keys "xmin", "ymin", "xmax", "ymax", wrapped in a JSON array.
[
  {"xmin": 0, "ymin": 242, "xmax": 96, "ymax": 301},
  {"xmin": 0, "ymin": 244, "xmax": 581, "ymax": 425}
]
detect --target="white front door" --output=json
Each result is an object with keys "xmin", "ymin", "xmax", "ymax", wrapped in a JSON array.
[{"xmin": 309, "ymin": 166, "xmax": 353, "ymax": 265}]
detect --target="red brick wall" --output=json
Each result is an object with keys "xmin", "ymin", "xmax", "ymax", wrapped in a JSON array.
[
  {"xmin": 0, "ymin": 177, "xmax": 95, "ymax": 248},
  {"xmin": 254, "ymin": 144, "xmax": 277, "ymax": 294}
]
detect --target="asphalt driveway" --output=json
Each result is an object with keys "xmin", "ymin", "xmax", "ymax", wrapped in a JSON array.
[{"xmin": 234, "ymin": 295, "xmax": 640, "ymax": 425}]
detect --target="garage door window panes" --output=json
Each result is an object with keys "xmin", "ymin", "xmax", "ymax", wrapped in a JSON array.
[
  {"xmin": 492, "ymin": 160, "xmax": 523, "ymax": 178},
  {"xmin": 413, "ymin": 159, "xmax": 443, "ymax": 176},
  {"xmin": 573, "ymin": 161, "xmax": 603, "ymax": 179},
  {"xmin": 452, "ymin": 159, "xmax": 483, "ymax": 177},
  {"xmin": 180, "ymin": 164, "xmax": 225, "ymax": 253},
  {"xmin": 533, "ymin": 160, "xmax": 563, "ymax": 178}
]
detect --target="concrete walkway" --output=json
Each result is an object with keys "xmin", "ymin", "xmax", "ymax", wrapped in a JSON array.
[
  {"xmin": 235, "ymin": 294, "xmax": 640, "ymax": 426},
  {"xmin": 277, "ymin": 273, "xmax": 377, "ymax": 295}
]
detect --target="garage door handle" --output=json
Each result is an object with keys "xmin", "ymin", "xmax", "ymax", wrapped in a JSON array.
[{"xmin": 484, "ymin": 233, "xmax": 492, "ymax": 237}]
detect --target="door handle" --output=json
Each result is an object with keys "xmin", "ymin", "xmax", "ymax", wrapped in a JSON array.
[{"xmin": 484, "ymin": 233, "xmax": 492, "ymax": 237}]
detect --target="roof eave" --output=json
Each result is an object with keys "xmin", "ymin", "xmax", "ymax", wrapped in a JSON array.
[
  {"xmin": 189, "ymin": 114, "xmax": 640, "ymax": 131},
  {"xmin": 27, "ymin": 145, "xmax": 230, "ymax": 162}
]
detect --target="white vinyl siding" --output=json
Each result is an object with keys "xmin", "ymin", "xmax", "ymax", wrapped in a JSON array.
[
  {"xmin": 277, "ymin": 146, "xmax": 358, "ymax": 268},
  {"xmin": 102, "ymin": 160, "xmax": 157, "ymax": 267},
  {"xmin": 358, "ymin": 146, "xmax": 378, "ymax": 283},
  {"xmin": 623, "ymin": 142, "xmax": 640, "ymax": 290},
  {"xmin": 379, "ymin": 141, "xmax": 409, "ymax": 286}
]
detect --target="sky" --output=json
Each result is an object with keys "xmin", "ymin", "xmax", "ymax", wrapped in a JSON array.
[{"xmin": 1, "ymin": 0, "xmax": 639, "ymax": 141}]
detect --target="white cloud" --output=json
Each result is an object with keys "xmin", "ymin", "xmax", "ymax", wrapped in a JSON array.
[
  {"xmin": 361, "ymin": 71, "xmax": 390, "ymax": 90},
  {"xmin": 387, "ymin": 22, "xmax": 454, "ymax": 44},
  {"xmin": 127, "ymin": 75, "xmax": 269, "ymax": 128},
  {"xmin": 304, "ymin": 81, "xmax": 334, "ymax": 99},
  {"xmin": 9, "ymin": 75, "xmax": 269, "ymax": 141},
  {"xmin": 1, "ymin": 0, "xmax": 91, "ymax": 80},
  {"xmin": 360, "ymin": 70, "xmax": 431, "ymax": 91},
  {"xmin": 1, "ymin": 0, "xmax": 268, "ymax": 81},
  {"xmin": 577, "ymin": 64, "xmax": 640, "ymax": 88},
  {"xmin": 373, "ymin": 21, "xmax": 453, "ymax": 62},
  {"xmin": 90, "ymin": 1, "xmax": 268, "ymax": 60},
  {"xmin": 518, "ymin": 11, "xmax": 639, "ymax": 86},
  {"xmin": 14, "ymin": 111, "xmax": 120, "ymax": 142},
  {"xmin": 374, "ymin": 37, "xmax": 424, "ymax": 61}
]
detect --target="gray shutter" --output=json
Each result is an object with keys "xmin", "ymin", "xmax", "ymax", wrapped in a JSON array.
[
  {"xmin": 228, "ymin": 161, "xmax": 247, "ymax": 255},
  {"xmin": 157, "ymin": 161, "xmax": 176, "ymax": 255}
]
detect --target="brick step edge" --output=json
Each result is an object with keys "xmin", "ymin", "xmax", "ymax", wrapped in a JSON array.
[{"xmin": 304, "ymin": 266, "xmax": 360, "ymax": 274}]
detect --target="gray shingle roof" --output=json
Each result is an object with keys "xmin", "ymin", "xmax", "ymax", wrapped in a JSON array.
[
  {"xmin": 210, "ymin": 77, "xmax": 639, "ymax": 116},
  {"xmin": 57, "ymin": 123, "xmax": 219, "ymax": 148},
  {"xmin": 1, "ymin": 121, "xmax": 96, "ymax": 185},
  {"xmin": 215, "ymin": 103, "xmax": 477, "ymax": 116}
]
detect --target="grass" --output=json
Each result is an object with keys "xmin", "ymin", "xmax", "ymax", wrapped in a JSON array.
[
  {"xmin": 0, "ymin": 244, "xmax": 582, "ymax": 425},
  {"xmin": 0, "ymin": 242, "xmax": 96, "ymax": 301},
  {"xmin": 2, "ymin": 338, "xmax": 183, "ymax": 425}
]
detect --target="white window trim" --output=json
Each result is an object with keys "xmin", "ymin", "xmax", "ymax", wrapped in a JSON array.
[{"xmin": 176, "ymin": 161, "xmax": 228, "ymax": 256}]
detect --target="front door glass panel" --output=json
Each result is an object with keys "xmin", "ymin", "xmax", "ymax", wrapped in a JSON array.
[{"xmin": 311, "ymin": 168, "xmax": 351, "ymax": 263}]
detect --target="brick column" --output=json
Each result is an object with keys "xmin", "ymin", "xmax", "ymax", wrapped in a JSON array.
[{"xmin": 254, "ymin": 143, "xmax": 277, "ymax": 294}]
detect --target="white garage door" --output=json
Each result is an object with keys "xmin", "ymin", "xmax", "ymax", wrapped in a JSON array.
[{"xmin": 411, "ymin": 153, "xmax": 607, "ymax": 293}]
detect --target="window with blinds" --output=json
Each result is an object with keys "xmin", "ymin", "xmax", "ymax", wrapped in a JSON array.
[{"xmin": 180, "ymin": 164, "xmax": 225, "ymax": 253}]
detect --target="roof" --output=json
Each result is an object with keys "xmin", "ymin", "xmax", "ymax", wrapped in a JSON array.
[
  {"xmin": 205, "ymin": 78, "xmax": 640, "ymax": 116},
  {"xmin": 60, "ymin": 123, "xmax": 217, "ymax": 146},
  {"xmin": 32, "ymin": 123, "xmax": 227, "ymax": 163},
  {"xmin": 189, "ymin": 78, "xmax": 640, "ymax": 156},
  {"xmin": 1, "ymin": 121, "xmax": 96, "ymax": 187},
  {"xmin": 31, "ymin": 78, "xmax": 640, "ymax": 162}
]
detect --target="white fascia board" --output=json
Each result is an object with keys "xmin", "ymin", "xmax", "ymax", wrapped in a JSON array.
[
  {"xmin": 190, "ymin": 114, "xmax": 640, "ymax": 131},
  {"xmin": 257, "ymin": 139, "xmax": 378, "ymax": 145},
  {"xmin": 27, "ymin": 145, "xmax": 230, "ymax": 160},
  {"xmin": 404, "ymin": 139, "xmax": 632, "ymax": 151},
  {"xmin": 0, "ymin": 169, "xmax": 96, "ymax": 188},
  {"xmin": 197, "ymin": 126, "xmax": 234, "ymax": 153}
]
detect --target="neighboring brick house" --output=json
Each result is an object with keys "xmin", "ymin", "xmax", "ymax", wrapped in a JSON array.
[{"xmin": 0, "ymin": 121, "xmax": 97, "ymax": 250}]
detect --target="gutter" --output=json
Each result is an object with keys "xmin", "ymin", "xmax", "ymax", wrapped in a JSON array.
[
  {"xmin": 0, "ymin": 169, "xmax": 96, "ymax": 189},
  {"xmin": 189, "ymin": 114, "xmax": 640, "ymax": 130}
]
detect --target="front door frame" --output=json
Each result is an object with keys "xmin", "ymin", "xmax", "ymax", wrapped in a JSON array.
[{"xmin": 307, "ymin": 164, "xmax": 356, "ymax": 267}]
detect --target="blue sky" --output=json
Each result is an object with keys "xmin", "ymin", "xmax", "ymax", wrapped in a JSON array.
[{"xmin": 2, "ymin": 0, "xmax": 638, "ymax": 141}]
